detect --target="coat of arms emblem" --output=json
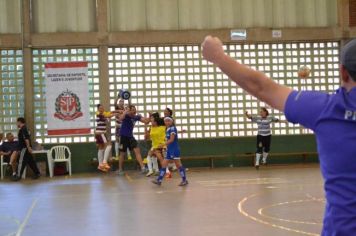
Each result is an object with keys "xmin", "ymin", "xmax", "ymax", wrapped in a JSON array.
[{"xmin": 54, "ymin": 89, "xmax": 83, "ymax": 120}]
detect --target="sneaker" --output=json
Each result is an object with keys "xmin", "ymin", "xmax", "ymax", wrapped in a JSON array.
[
  {"xmin": 118, "ymin": 170, "xmax": 125, "ymax": 176},
  {"xmin": 152, "ymin": 179, "xmax": 161, "ymax": 186},
  {"xmin": 141, "ymin": 168, "xmax": 148, "ymax": 174},
  {"xmin": 146, "ymin": 171, "xmax": 154, "ymax": 177},
  {"xmin": 262, "ymin": 162, "xmax": 267, "ymax": 166},
  {"xmin": 11, "ymin": 175, "xmax": 21, "ymax": 182},
  {"xmin": 103, "ymin": 163, "xmax": 111, "ymax": 170},
  {"xmin": 255, "ymin": 165, "xmax": 260, "ymax": 170},
  {"xmin": 178, "ymin": 180, "xmax": 189, "ymax": 186},
  {"xmin": 32, "ymin": 174, "xmax": 41, "ymax": 180},
  {"xmin": 98, "ymin": 165, "xmax": 108, "ymax": 172},
  {"xmin": 153, "ymin": 170, "xmax": 159, "ymax": 176},
  {"xmin": 165, "ymin": 172, "xmax": 172, "ymax": 179}
]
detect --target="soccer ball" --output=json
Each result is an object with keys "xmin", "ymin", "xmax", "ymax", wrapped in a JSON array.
[{"xmin": 298, "ymin": 66, "xmax": 311, "ymax": 79}]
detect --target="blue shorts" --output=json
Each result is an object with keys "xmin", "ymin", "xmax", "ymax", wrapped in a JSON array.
[{"xmin": 165, "ymin": 149, "xmax": 180, "ymax": 160}]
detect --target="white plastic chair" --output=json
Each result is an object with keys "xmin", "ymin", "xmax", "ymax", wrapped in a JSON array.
[
  {"xmin": 49, "ymin": 146, "xmax": 72, "ymax": 177},
  {"xmin": 1, "ymin": 155, "xmax": 9, "ymax": 180}
]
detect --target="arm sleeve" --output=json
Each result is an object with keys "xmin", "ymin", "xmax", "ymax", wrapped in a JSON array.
[
  {"xmin": 134, "ymin": 115, "xmax": 143, "ymax": 121},
  {"xmin": 284, "ymin": 90, "xmax": 329, "ymax": 130},
  {"xmin": 23, "ymin": 128, "xmax": 30, "ymax": 140}
]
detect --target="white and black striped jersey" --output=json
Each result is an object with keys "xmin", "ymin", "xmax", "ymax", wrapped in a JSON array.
[{"xmin": 251, "ymin": 116, "xmax": 279, "ymax": 136}]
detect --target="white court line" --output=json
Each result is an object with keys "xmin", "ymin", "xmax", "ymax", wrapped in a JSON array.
[{"xmin": 15, "ymin": 198, "xmax": 38, "ymax": 236}]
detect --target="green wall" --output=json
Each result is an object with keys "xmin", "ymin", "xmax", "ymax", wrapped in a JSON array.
[{"xmin": 41, "ymin": 134, "xmax": 318, "ymax": 173}]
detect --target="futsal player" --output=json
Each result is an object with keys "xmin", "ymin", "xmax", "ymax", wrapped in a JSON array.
[
  {"xmin": 152, "ymin": 117, "xmax": 188, "ymax": 186},
  {"xmin": 95, "ymin": 104, "xmax": 118, "ymax": 172},
  {"xmin": 145, "ymin": 113, "xmax": 166, "ymax": 177},
  {"xmin": 245, "ymin": 108, "xmax": 279, "ymax": 169},
  {"xmin": 202, "ymin": 36, "xmax": 356, "ymax": 235},
  {"xmin": 117, "ymin": 105, "xmax": 150, "ymax": 175}
]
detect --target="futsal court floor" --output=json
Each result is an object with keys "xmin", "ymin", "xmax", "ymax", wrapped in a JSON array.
[{"xmin": 0, "ymin": 164, "xmax": 324, "ymax": 236}]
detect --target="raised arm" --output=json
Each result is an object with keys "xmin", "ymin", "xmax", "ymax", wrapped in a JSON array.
[
  {"xmin": 202, "ymin": 36, "xmax": 292, "ymax": 112},
  {"xmin": 245, "ymin": 111, "xmax": 253, "ymax": 120},
  {"xmin": 140, "ymin": 117, "xmax": 150, "ymax": 125}
]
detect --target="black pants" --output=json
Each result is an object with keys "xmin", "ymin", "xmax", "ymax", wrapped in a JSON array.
[
  {"xmin": 17, "ymin": 148, "xmax": 40, "ymax": 177},
  {"xmin": 256, "ymin": 135, "xmax": 271, "ymax": 154}
]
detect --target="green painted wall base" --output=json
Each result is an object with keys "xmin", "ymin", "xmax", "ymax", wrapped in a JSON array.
[{"xmin": 42, "ymin": 134, "xmax": 319, "ymax": 173}]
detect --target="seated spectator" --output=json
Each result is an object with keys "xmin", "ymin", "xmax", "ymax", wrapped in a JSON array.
[{"xmin": 0, "ymin": 133, "xmax": 19, "ymax": 177}]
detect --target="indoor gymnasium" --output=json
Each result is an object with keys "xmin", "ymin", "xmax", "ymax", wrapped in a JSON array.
[{"xmin": 0, "ymin": 0, "xmax": 356, "ymax": 236}]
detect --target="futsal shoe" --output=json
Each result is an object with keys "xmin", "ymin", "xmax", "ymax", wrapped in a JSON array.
[
  {"xmin": 103, "ymin": 163, "xmax": 111, "ymax": 171},
  {"xmin": 152, "ymin": 179, "xmax": 162, "ymax": 186},
  {"xmin": 11, "ymin": 175, "xmax": 21, "ymax": 182},
  {"xmin": 165, "ymin": 172, "xmax": 172, "ymax": 179},
  {"xmin": 178, "ymin": 180, "xmax": 189, "ymax": 186},
  {"xmin": 98, "ymin": 164, "xmax": 109, "ymax": 172},
  {"xmin": 146, "ymin": 171, "xmax": 154, "ymax": 177},
  {"xmin": 32, "ymin": 173, "xmax": 41, "ymax": 180}
]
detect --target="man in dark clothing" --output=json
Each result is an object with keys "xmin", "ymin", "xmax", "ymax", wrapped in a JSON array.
[
  {"xmin": 0, "ymin": 133, "xmax": 19, "ymax": 177},
  {"xmin": 13, "ymin": 117, "xmax": 40, "ymax": 181}
]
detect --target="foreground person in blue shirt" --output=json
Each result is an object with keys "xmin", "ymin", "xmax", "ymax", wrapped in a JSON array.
[{"xmin": 202, "ymin": 36, "xmax": 356, "ymax": 235}]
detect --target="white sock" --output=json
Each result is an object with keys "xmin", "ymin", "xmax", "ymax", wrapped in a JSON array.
[
  {"xmin": 147, "ymin": 156, "xmax": 153, "ymax": 172},
  {"xmin": 115, "ymin": 142, "xmax": 119, "ymax": 157},
  {"xmin": 152, "ymin": 157, "xmax": 159, "ymax": 172},
  {"xmin": 262, "ymin": 152, "xmax": 268, "ymax": 163},
  {"xmin": 104, "ymin": 145, "xmax": 112, "ymax": 164},
  {"xmin": 255, "ymin": 153, "xmax": 261, "ymax": 166},
  {"xmin": 98, "ymin": 149, "xmax": 105, "ymax": 165}
]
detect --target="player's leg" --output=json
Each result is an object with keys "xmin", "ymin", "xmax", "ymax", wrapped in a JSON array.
[
  {"xmin": 152, "ymin": 149, "xmax": 162, "ymax": 174},
  {"xmin": 103, "ymin": 134, "xmax": 112, "ymax": 170},
  {"xmin": 174, "ymin": 159, "xmax": 188, "ymax": 186},
  {"xmin": 130, "ymin": 138, "xmax": 146, "ymax": 173},
  {"xmin": 255, "ymin": 135, "xmax": 263, "ymax": 169},
  {"xmin": 262, "ymin": 135, "xmax": 271, "ymax": 165},
  {"xmin": 146, "ymin": 149, "xmax": 154, "ymax": 177},
  {"xmin": 118, "ymin": 136, "xmax": 128, "ymax": 175},
  {"xmin": 152, "ymin": 159, "xmax": 169, "ymax": 186}
]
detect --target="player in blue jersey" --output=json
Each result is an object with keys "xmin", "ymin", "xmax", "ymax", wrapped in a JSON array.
[
  {"xmin": 152, "ymin": 117, "xmax": 188, "ymax": 186},
  {"xmin": 202, "ymin": 36, "xmax": 356, "ymax": 236}
]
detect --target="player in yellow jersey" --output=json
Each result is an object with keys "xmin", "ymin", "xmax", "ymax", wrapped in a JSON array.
[{"xmin": 145, "ymin": 113, "xmax": 166, "ymax": 177}]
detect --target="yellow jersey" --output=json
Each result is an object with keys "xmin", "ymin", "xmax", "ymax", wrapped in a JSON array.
[{"xmin": 150, "ymin": 126, "xmax": 166, "ymax": 149}]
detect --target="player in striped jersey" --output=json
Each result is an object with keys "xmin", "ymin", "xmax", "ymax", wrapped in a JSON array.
[
  {"xmin": 245, "ymin": 108, "xmax": 279, "ymax": 169},
  {"xmin": 96, "ymin": 104, "xmax": 120, "ymax": 172}
]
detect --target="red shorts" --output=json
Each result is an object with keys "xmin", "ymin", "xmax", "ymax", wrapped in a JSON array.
[{"xmin": 95, "ymin": 133, "xmax": 109, "ymax": 144}]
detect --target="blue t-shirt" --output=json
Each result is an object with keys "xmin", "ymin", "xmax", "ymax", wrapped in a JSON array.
[
  {"xmin": 119, "ymin": 114, "xmax": 142, "ymax": 138},
  {"xmin": 0, "ymin": 141, "xmax": 19, "ymax": 152},
  {"xmin": 285, "ymin": 88, "xmax": 356, "ymax": 235},
  {"xmin": 166, "ymin": 126, "xmax": 179, "ymax": 152}
]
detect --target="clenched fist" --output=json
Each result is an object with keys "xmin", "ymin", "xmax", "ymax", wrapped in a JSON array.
[{"xmin": 201, "ymin": 36, "xmax": 225, "ymax": 64}]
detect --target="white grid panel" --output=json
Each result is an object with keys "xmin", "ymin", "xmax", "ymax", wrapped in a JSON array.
[
  {"xmin": 108, "ymin": 41, "xmax": 340, "ymax": 140},
  {"xmin": 0, "ymin": 49, "xmax": 24, "ymax": 135},
  {"xmin": 32, "ymin": 48, "xmax": 100, "ymax": 143}
]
